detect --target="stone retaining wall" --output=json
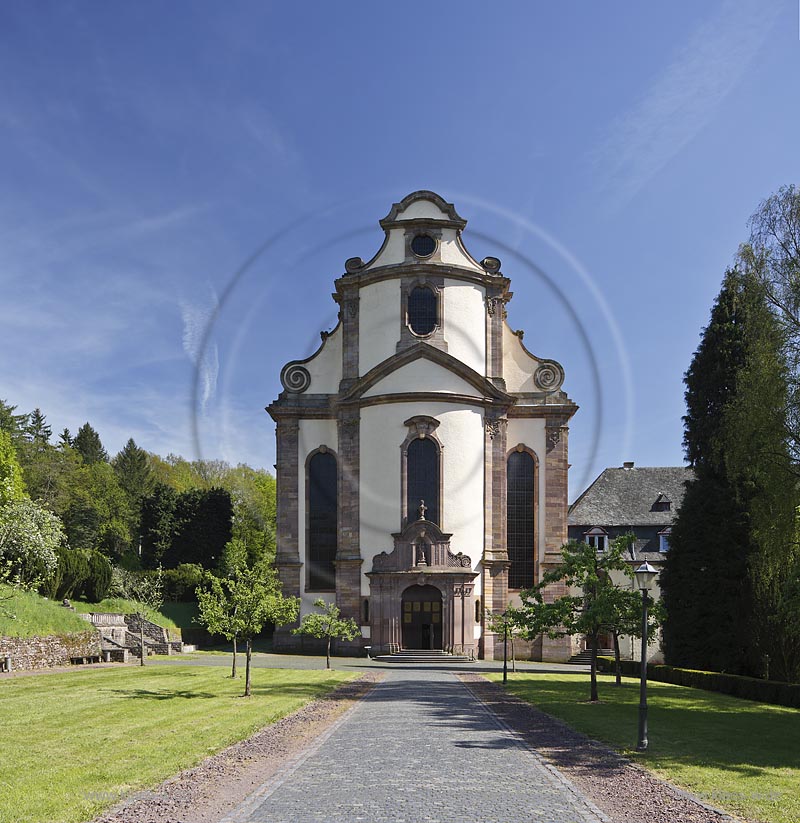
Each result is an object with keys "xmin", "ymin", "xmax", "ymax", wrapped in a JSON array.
[{"xmin": 0, "ymin": 631, "xmax": 102, "ymax": 671}]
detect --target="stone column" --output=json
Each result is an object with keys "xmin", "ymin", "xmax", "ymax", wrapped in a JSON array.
[
  {"xmin": 541, "ymin": 415, "xmax": 574, "ymax": 662},
  {"xmin": 338, "ymin": 283, "xmax": 359, "ymax": 393},
  {"xmin": 273, "ymin": 417, "xmax": 302, "ymax": 651},
  {"xmin": 484, "ymin": 286, "xmax": 507, "ymax": 390},
  {"xmin": 335, "ymin": 407, "xmax": 363, "ymax": 653},
  {"xmin": 481, "ymin": 413, "xmax": 510, "ymax": 660}
]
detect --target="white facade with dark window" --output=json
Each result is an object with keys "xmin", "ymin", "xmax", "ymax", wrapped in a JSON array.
[{"xmin": 268, "ymin": 191, "xmax": 578, "ymax": 660}]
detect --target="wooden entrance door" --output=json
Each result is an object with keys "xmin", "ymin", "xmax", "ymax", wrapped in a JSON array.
[{"xmin": 401, "ymin": 585, "xmax": 443, "ymax": 650}]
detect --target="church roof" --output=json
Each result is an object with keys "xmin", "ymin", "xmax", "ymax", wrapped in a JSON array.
[{"xmin": 568, "ymin": 465, "xmax": 693, "ymax": 527}]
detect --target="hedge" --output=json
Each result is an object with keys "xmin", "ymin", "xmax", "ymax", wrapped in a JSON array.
[{"xmin": 597, "ymin": 656, "xmax": 800, "ymax": 709}]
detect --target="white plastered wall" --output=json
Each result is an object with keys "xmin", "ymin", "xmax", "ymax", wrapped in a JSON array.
[
  {"xmin": 303, "ymin": 326, "xmax": 342, "ymax": 394},
  {"xmin": 502, "ymin": 323, "xmax": 540, "ymax": 393},
  {"xmin": 442, "ymin": 279, "xmax": 486, "ymax": 374},
  {"xmin": 359, "ymin": 401, "xmax": 485, "ymax": 597},
  {"xmin": 506, "ymin": 418, "xmax": 547, "ymax": 568},
  {"xmin": 438, "ymin": 228, "xmax": 483, "ymax": 271},
  {"xmin": 359, "ymin": 279, "xmax": 400, "ymax": 374},
  {"xmin": 363, "ymin": 358, "xmax": 480, "ymax": 397},
  {"xmin": 365, "ymin": 230, "xmax": 406, "ymax": 269},
  {"xmin": 298, "ymin": 418, "xmax": 339, "ymax": 614}
]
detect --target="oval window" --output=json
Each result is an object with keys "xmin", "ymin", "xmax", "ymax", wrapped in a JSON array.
[{"xmin": 408, "ymin": 286, "xmax": 437, "ymax": 336}]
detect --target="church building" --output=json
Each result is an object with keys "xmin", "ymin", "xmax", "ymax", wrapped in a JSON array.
[{"xmin": 267, "ymin": 191, "xmax": 578, "ymax": 660}]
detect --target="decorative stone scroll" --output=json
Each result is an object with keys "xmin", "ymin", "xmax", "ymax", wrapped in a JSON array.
[
  {"xmin": 534, "ymin": 360, "xmax": 565, "ymax": 392},
  {"xmin": 485, "ymin": 418, "xmax": 508, "ymax": 440},
  {"xmin": 280, "ymin": 363, "xmax": 311, "ymax": 393}
]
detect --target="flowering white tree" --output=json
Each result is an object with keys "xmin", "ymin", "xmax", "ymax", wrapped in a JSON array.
[{"xmin": 0, "ymin": 497, "xmax": 63, "ymax": 589}]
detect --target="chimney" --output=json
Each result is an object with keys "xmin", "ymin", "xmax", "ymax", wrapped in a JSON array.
[{"xmin": 623, "ymin": 461, "xmax": 634, "ymax": 470}]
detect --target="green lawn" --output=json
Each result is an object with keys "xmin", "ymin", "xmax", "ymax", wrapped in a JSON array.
[
  {"xmin": 488, "ymin": 672, "xmax": 799, "ymax": 823},
  {"xmin": 0, "ymin": 665, "xmax": 354, "ymax": 823},
  {"xmin": 71, "ymin": 598, "xmax": 182, "ymax": 633},
  {"xmin": 0, "ymin": 585, "xmax": 91, "ymax": 637}
]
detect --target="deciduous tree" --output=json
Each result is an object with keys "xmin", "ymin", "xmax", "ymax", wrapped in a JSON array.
[{"xmin": 292, "ymin": 598, "xmax": 360, "ymax": 670}]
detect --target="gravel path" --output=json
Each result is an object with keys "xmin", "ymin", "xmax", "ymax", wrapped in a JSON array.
[{"xmin": 459, "ymin": 674, "xmax": 743, "ymax": 823}]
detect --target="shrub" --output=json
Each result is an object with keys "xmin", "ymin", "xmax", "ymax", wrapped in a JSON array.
[
  {"xmin": 160, "ymin": 563, "xmax": 204, "ymax": 602},
  {"xmin": 597, "ymin": 656, "xmax": 800, "ymax": 709},
  {"xmin": 81, "ymin": 551, "xmax": 113, "ymax": 602}
]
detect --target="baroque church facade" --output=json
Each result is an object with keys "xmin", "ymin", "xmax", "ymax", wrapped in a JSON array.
[{"xmin": 268, "ymin": 191, "xmax": 577, "ymax": 660}]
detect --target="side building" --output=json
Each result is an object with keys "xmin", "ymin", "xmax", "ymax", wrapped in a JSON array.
[
  {"xmin": 267, "ymin": 190, "xmax": 578, "ymax": 660},
  {"xmin": 567, "ymin": 462, "xmax": 692, "ymax": 661}
]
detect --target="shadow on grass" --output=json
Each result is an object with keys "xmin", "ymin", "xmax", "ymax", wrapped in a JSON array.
[{"xmin": 104, "ymin": 688, "xmax": 217, "ymax": 700}]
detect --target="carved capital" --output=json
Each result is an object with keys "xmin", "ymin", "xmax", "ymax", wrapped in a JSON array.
[
  {"xmin": 485, "ymin": 417, "xmax": 508, "ymax": 440},
  {"xmin": 486, "ymin": 296, "xmax": 507, "ymax": 318}
]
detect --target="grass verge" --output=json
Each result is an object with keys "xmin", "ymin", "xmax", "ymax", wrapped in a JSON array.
[
  {"xmin": 0, "ymin": 585, "xmax": 91, "ymax": 637},
  {"xmin": 0, "ymin": 665, "xmax": 354, "ymax": 823},
  {"xmin": 487, "ymin": 672, "xmax": 799, "ymax": 823}
]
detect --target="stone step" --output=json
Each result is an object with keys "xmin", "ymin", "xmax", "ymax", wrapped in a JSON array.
[
  {"xmin": 567, "ymin": 649, "xmax": 614, "ymax": 665},
  {"xmin": 373, "ymin": 650, "xmax": 472, "ymax": 664}
]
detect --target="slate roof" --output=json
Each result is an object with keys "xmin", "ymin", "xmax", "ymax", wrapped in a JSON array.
[{"xmin": 568, "ymin": 466, "xmax": 693, "ymax": 527}]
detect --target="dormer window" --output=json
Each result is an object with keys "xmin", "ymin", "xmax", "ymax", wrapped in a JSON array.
[
  {"xmin": 658, "ymin": 527, "xmax": 672, "ymax": 553},
  {"xmin": 584, "ymin": 526, "xmax": 608, "ymax": 551},
  {"xmin": 408, "ymin": 286, "xmax": 438, "ymax": 336},
  {"xmin": 652, "ymin": 493, "xmax": 672, "ymax": 512}
]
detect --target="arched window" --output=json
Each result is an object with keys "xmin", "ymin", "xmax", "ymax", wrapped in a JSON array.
[
  {"xmin": 407, "ymin": 437, "xmax": 439, "ymax": 525},
  {"xmin": 408, "ymin": 286, "xmax": 437, "ymax": 336},
  {"xmin": 308, "ymin": 451, "xmax": 337, "ymax": 590},
  {"xmin": 507, "ymin": 451, "xmax": 535, "ymax": 588}
]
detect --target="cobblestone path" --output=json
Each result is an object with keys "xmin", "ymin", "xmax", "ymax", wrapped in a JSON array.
[{"xmin": 223, "ymin": 669, "xmax": 607, "ymax": 823}]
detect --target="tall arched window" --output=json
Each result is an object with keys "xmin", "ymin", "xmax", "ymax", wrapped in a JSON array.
[
  {"xmin": 407, "ymin": 286, "xmax": 438, "ymax": 336},
  {"xmin": 507, "ymin": 451, "xmax": 535, "ymax": 588},
  {"xmin": 308, "ymin": 451, "xmax": 337, "ymax": 590},
  {"xmin": 407, "ymin": 437, "xmax": 439, "ymax": 525}
]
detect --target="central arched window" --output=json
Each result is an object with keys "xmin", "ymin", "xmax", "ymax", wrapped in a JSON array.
[
  {"xmin": 407, "ymin": 437, "xmax": 439, "ymax": 525},
  {"xmin": 308, "ymin": 451, "xmax": 337, "ymax": 590},
  {"xmin": 507, "ymin": 451, "xmax": 535, "ymax": 589},
  {"xmin": 408, "ymin": 286, "xmax": 437, "ymax": 336}
]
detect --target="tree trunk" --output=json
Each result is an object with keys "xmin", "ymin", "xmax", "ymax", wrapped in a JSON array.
[
  {"xmin": 326, "ymin": 634, "xmax": 331, "ymax": 670},
  {"xmin": 244, "ymin": 637, "xmax": 252, "ymax": 697},
  {"xmin": 139, "ymin": 615, "xmax": 146, "ymax": 667},
  {"xmin": 231, "ymin": 636, "xmax": 238, "ymax": 678},
  {"xmin": 590, "ymin": 633, "xmax": 599, "ymax": 702},
  {"xmin": 613, "ymin": 630, "xmax": 622, "ymax": 686}
]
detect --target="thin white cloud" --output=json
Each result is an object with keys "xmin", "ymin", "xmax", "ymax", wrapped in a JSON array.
[
  {"xmin": 592, "ymin": 0, "xmax": 781, "ymax": 212},
  {"xmin": 180, "ymin": 297, "xmax": 219, "ymax": 411}
]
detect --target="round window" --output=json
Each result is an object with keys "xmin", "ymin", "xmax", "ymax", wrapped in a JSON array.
[{"xmin": 411, "ymin": 234, "xmax": 436, "ymax": 257}]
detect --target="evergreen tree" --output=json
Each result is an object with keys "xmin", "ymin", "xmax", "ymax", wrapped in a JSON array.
[
  {"xmin": 73, "ymin": 422, "xmax": 108, "ymax": 465},
  {"xmin": 139, "ymin": 483, "xmax": 178, "ymax": 568},
  {"xmin": 25, "ymin": 408, "xmax": 51, "ymax": 446},
  {"xmin": 113, "ymin": 439, "xmax": 153, "ymax": 501},
  {"xmin": 58, "ymin": 428, "xmax": 73, "ymax": 449},
  {"xmin": 0, "ymin": 431, "xmax": 27, "ymax": 505},
  {"xmin": 662, "ymin": 269, "xmax": 795, "ymax": 675},
  {"xmin": 0, "ymin": 399, "xmax": 28, "ymax": 447}
]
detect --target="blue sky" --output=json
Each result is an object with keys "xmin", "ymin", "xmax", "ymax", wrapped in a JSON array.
[{"xmin": 1, "ymin": 1, "xmax": 797, "ymax": 498}]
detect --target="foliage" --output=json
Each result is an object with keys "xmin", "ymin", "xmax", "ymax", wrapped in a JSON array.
[
  {"xmin": 595, "ymin": 657, "xmax": 800, "ymax": 709},
  {"xmin": 0, "ymin": 430, "xmax": 26, "ymax": 505},
  {"xmin": 139, "ymin": 483, "xmax": 178, "ymax": 567},
  {"xmin": 197, "ymin": 562, "xmax": 299, "ymax": 694},
  {"xmin": 73, "ymin": 422, "xmax": 108, "ymax": 465},
  {"xmin": 82, "ymin": 550, "xmax": 113, "ymax": 602},
  {"xmin": 492, "ymin": 672, "xmax": 800, "ymax": 823},
  {"xmin": 112, "ymin": 566, "xmax": 164, "ymax": 665},
  {"xmin": 0, "ymin": 666, "xmax": 354, "ymax": 823},
  {"xmin": 292, "ymin": 598, "xmax": 360, "ymax": 669},
  {"xmin": 41, "ymin": 546, "xmax": 90, "ymax": 600},
  {"xmin": 0, "ymin": 399, "xmax": 28, "ymax": 446},
  {"xmin": 663, "ymin": 265, "xmax": 797, "ymax": 678},
  {"xmin": 160, "ymin": 563, "xmax": 204, "ymax": 602},
  {"xmin": 24, "ymin": 408, "xmax": 51, "ymax": 447},
  {"xmin": 0, "ymin": 497, "xmax": 63, "ymax": 587},
  {"xmin": 516, "ymin": 537, "xmax": 635, "ymax": 701}
]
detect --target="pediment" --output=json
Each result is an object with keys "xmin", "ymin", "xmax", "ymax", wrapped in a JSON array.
[{"xmin": 342, "ymin": 343, "xmax": 514, "ymax": 404}]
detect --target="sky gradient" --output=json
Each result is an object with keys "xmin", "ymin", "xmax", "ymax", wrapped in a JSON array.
[{"xmin": 1, "ymin": 1, "xmax": 798, "ymax": 498}]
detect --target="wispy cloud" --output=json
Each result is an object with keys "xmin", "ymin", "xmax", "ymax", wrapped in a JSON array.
[
  {"xmin": 180, "ymin": 296, "xmax": 219, "ymax": 412},
  {"xmin": 592, "ymin": 0, "xmax": 781, "ymax": 212}
]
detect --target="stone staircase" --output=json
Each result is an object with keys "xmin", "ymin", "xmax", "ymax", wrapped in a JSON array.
[
  {"xmin": 372, "ymin": 649, "xmax": 473, "ymax": 664},
  {"xmin": 567, "ymin": 648, "xmax": 614, "ymax": 665},
  {"xmin": 79, "ymin": 612, "xmax": 183, "ymax": 661}
]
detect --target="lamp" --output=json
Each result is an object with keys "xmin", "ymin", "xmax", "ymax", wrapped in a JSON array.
[{"xmin": 634, "ymin": 560, "xmax": 658, "ymax": 751}]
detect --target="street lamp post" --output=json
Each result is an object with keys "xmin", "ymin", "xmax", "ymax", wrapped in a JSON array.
[
  {"xmin": 503, "ymin": 615, "xmax": 508, "ymax": 683},
  {"xmin": 634, "ymin": 561, "xmax": 658, "ymax": 752}
]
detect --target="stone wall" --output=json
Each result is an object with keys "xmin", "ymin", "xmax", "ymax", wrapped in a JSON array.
[{"xmin": 0, "ymin": 631, "xmax": 102, "ymax": 671}]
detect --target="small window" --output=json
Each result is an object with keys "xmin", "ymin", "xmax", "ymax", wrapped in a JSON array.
[
  {"xmin": 407, "ymin": 436, "xmax": 439, "ymax": 525},
  {"xmin": 659, "ymin": 528, "xmax": 671, "ymax": 553},
  {"xmin": 411, "ymin": 234, "xmax": 436, "ymax": 257},
  {"xmin": 408, "ymin": 286, "xmax": 438, "ymax": 336},
  {"xmin": 584, "ymin": 527, "xmax": 608, "ymax": 551}
]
